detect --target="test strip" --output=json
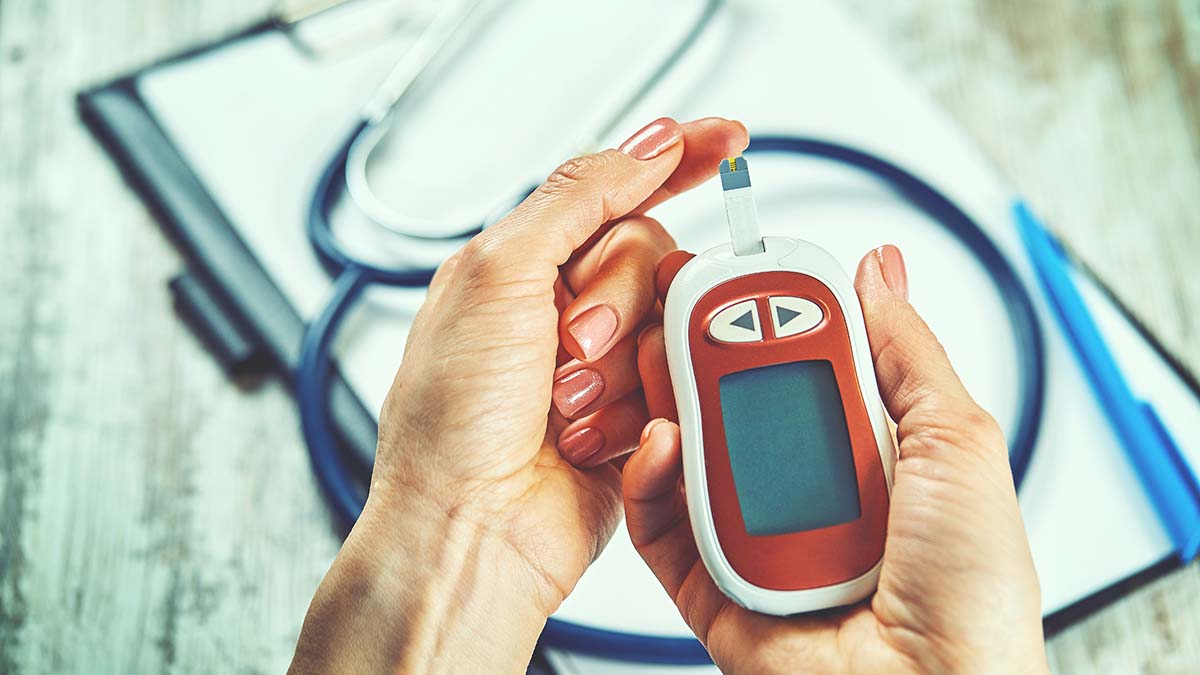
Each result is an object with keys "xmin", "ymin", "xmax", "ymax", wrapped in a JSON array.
[{"xmin": 720, "ymin": 157, "xmax": 765, "ymax": 256}]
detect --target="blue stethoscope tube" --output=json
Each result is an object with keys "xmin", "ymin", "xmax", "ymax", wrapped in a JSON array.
[
  {"xmin": 747, "ymin": 136, "xmax": 1045, "ymax": 488},
  {"xmin": 297, "ymin": 133, "xmax": 1047, "ymax": 665}
]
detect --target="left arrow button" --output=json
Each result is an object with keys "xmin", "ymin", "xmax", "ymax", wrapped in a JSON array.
[{"xmin": 708, "ymin": 300, "xmax": 763, "ymax": 343}]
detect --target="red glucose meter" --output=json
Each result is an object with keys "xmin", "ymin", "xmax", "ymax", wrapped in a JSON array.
[{"xmin": 661, "ymin": 158, "xmax": 896, "ymax": 615}]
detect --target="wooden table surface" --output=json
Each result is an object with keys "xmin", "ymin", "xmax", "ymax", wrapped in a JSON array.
[{"xmin": 1, "ymin": 1, "xmax": 1197, "ymax": 672}]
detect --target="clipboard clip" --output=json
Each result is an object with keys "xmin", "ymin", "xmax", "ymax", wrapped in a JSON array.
[{"xmin": 272, "ymin": 0, "xmax": 442, "ymax": 59}]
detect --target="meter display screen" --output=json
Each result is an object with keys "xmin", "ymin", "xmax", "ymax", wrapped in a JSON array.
[{"xmin": 718, "ymin": 360, "xmax": 861, "ymax": 536}]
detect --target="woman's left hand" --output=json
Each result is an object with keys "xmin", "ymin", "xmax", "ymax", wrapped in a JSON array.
[{"xmin": 290, "ymin": 117, "xmax": 748, "ymax": 674}]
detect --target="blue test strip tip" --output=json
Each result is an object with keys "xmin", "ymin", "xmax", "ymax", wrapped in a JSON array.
[{"xmin": 719, "ymin": 156, "xmax": 752, "ymax": 190}]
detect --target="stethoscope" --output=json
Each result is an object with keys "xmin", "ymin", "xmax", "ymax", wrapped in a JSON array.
[{"xmin": 297, "ymin": 0, "xmax": 1047, "ymax": 665}]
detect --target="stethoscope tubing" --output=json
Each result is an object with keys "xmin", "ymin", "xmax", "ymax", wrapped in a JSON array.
[
  {"xmin": 296, "ymin": 134, "xmax": 1047, "ymax": 665},
  {"xmin": 747, "ymin": 136, "xmax": 1045, "ymax": 488}
]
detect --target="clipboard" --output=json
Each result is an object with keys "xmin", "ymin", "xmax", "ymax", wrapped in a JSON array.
[
  {"xmin": 78, "ymin": 17, "xmax": 383, "ymax": 473},
  {"xmin": 78, "ymin": 0, "xmax": 1200, "ymax": 670}
]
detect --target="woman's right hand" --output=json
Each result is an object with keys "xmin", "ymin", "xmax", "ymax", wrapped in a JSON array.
[{"xmin": 625, "ymin": 245, "xmax": 1049, "ymax": 674}]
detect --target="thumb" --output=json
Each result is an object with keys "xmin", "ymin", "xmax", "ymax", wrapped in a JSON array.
[
  {"xmin": 858, "ymin": 247, "xmax": 1044, "ymax": 671},
  {"xmin": 460, "ymin": 118, "xmax": 686, "ymax": 284},
  {"xmin": 854, "ymin": 246, "xmax": 1009, "ymax": 463}
]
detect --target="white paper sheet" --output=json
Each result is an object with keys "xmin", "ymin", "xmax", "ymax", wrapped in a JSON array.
[{"xmin": 134, "ymin": 0, "xmax": 1198, "ymax": 672}]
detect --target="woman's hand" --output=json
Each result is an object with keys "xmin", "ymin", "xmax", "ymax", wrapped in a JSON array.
[
  {"xmin": 289, "ymin": 117, "xmax": 748, "ymax": 674},
  {"xmin": 627, "ymin": 246, "xmax": 1050, "ymax": 674}
]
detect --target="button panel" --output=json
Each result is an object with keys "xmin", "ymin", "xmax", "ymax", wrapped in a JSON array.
[
  {"xmin": 768, "ymin": 296, "xmax": 824, "ymax": 337},
  {"xmin": 707, "ymin": 295, "xmax": 826, "ymax": 344},
  {"xmin": 708, "ymin": 299, "xmax": 762, "ymax": 343}
]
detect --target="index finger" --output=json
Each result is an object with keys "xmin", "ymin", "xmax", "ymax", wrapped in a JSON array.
[
  {"xmin": 464, "ymin": 118, "xmax": 688, "ymax": 279},
  {"xmin": 632, "ymin": 117, "xmax": 749, "ymax": 215},
  {"xmin": 465, "ymin": 118, "xmax": 748, "ymax": 283}
]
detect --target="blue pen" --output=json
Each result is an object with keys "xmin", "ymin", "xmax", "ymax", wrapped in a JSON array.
[{"xmin": 1014, "ymin": 201, "xmax": 1200, "ymax": 561}]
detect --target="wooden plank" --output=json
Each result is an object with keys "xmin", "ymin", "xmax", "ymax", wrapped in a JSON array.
[
  {"xmin": 0, "ymin": 1, "xmax": 338, "ymax": 673},
  {"xmin": 839, "ymin": 2, "xmax": 1200, "ymax": 672},
  {"xmin": 0, "ymin": 0, "xmax": 1196, "ymax": 672}
]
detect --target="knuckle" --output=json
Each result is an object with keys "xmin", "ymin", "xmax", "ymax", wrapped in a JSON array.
[
  {"xmin": 900, "ymin": 403, "xmax": 1007, "ymax": 460},
  {"xmin": 617, "ymin": 214, "xmax": 670, "ymax": 244},
  {"xmin": 964, "ymin": 407, "xmax": 1006, "ymax": 448},
  {"xmin": 539, "ymin": 151, "xmax": 628, "ymax": 221},
  {"xmin": 459, "ymin": 234, "xmax": 507, "ymax": 281},
  {"xmin": 622, "ymin": 213, "xmax": 672, "ymax": 241},
  {"xmin": 647, "ymin": 219, "xmax": 677, "ymax": 251},
  {"xmin": 602, "ymin": 224, "xmax": 658, "ymax": 302},
  {"xmin": 545, "ymin": 153, "xmax": 606, "ymax": 192},
  {"xmin": 613, "ymin": 217, "xmax": 674, "ymax": 266},
  {"xmin": 432, "ymin": 250, "xmax": 462, "ymax": 281}
]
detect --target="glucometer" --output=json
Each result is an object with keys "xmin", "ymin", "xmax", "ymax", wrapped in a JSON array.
[{"xmin": 662, "ymin": 156, "xmax": 897, "ymax": 615}]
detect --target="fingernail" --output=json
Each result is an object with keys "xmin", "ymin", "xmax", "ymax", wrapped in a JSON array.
[
  {"xmin": 559, "ymin": 427, "xmax": 606, "ymax": 466},
  {"xmin": 552, "ymin": 368, "xmax": 605, "ymax": 417},
  {"xmin": 641, "ymin": 418, "xmax": 667, "ymax": 445},
  {"xmin": 874, "ymin": 245, "xmax": 908, "ymax": 300},
  {"xmin": 618, "ymin": 117, "xmax": 682, "ymax": 161},
  {"xmin": 568, "ymin": 304, "xmax": 619, "ymax": 360},
  {"xmin": 637, "ymin": 323, "xmax": 661, "ymax": 349}
]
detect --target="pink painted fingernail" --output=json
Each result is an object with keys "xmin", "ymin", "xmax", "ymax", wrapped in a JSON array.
[
  {"xmin": 559, "ymin": 427, "xmax": 606, "ymax": 466},
  {"xmin": 553, "ymin": 368, "xmax": 605, "ymax": 417},
  {"xmin": 568, "ymin": 304, "xmax": 618, "ymax": 360},
  {"xmin": 618, "ymin": 117, "xmax": 683, "ymax": 160},
  {"xmin": 874, "ymin": 245, "xmax": 908, "ymax": 300}
]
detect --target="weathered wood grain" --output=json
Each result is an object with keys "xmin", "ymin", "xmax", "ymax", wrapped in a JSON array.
[
  {"xmin": 0, "ymin": 1, "xmax": 335, "ymax": 673},
  {"xmin": 0, "ymin": 0, "xmax": 1196, "ymax": 673},
  {"xmin": 840, "ymin": 3, "xmax": 1200, "ymax": 672}
]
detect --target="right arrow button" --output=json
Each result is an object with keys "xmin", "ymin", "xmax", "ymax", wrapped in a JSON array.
[{"xmin": 768, "ymin": 296, "xmax": 824, "ymax": 338}]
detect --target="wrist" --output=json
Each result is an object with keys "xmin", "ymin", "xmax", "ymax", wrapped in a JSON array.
[
  {"xmin": 925, "ymin": 631, "xmax": 1050, "ymax": 675},
  {"xmin": 290, "ymin": 488, "xmax": 549, "ymax": 674}
]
